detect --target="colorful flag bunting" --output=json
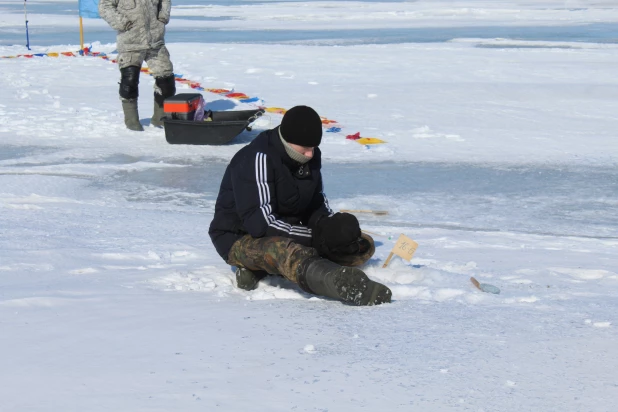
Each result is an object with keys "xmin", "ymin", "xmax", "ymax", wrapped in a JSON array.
[{"xmin": 0, "ymin": 47, "xmax": 388, "ymax": 146}]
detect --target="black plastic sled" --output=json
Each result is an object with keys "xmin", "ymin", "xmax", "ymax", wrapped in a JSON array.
[{"xmin": 163, "ymin": 109, "xmax": 264, "ymax": 145}]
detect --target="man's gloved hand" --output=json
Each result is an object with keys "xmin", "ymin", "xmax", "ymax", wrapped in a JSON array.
[
  {"xmin": 329, "ymin": 235, "xmax": 371, "ymax": 255},
  {"xmin": 158, "ymin": 16, "xmax": 170, "ymax": 24},
  {"xmin": 311, "ymin": 212, "xmax": 361, "ymax": 256}
]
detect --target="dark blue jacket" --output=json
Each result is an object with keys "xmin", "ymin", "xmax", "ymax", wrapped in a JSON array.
[{"xmin": 209, "ymin": 127, "xmax": 332, "ymax": 261}]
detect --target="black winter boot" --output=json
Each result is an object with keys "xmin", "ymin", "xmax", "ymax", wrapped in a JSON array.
[
  {"xmin": 121, "ymin": 99, "xmax": 144, "ymax": 131},
  {"xmin": 152, "ymin": 75, "xmax": 175, "ymax": 127},
  {"xmin": 297, "ymin": 257, "xmax": 391, "ymax": 306},
  {"xmin": 235, "ymin": 268, "xmax": 268, "ymax": 291}
]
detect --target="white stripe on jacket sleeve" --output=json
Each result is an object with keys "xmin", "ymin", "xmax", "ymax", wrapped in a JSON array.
[{"xmin": 255, "ymin": 152, "xmax": 312, "ymax": 238}]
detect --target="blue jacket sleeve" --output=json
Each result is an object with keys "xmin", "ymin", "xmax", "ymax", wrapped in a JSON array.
[{"xmin": 231, "ymin": 151, "xmax": 313, "ymax": 246}]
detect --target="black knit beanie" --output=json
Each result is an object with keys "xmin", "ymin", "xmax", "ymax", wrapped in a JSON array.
[{"xmin": 280, "ymin": 106, "xmax": 323, "ymax": 147}]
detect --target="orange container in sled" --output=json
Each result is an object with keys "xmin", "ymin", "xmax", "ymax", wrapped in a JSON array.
[
  {"xmin": 162, "ymin": 93, "xmax": 264, "ymax": 145},
  {"xmin": 163, "ymin": 93, "xmax": 203, "ymax": 121}
]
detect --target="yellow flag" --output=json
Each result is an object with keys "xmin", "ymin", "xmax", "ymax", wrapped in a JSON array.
[
  {"xmin": 356, "ymin": 137, "xmax": 386, "ymax": 145},
  {"xmin": 265, "ymin": 107, "xmax": 287, "ymax": 114}
]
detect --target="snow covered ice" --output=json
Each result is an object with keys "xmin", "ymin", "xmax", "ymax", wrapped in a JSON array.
[{"xmin": 1, "ymin": 0, "xmax": 618, "ymax": 410}]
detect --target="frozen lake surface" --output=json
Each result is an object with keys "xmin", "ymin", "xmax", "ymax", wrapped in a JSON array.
[
  {"xmin": 2, "ymin": 1, "xmax": 618, "ymax": 410},
  {"xmin": 5, "ymin": 141, "xmax": 615, "ymax": 239},
  {"xmin": 4, "ymin": 23, "xmax": 618, "ymax": 47},
  {"xmin": 94, "ymin": 160, "xmax": 618, "ymax": 239},
  {"xmin": 3, "ymin": 0, "xmax": 618, "ymax": 46}
]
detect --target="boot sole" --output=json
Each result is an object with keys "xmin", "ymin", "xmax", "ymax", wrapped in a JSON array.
[
  {"xmin": 335, "ymin": 268, "xmax": 392, "ymax": 306},
  {"xmin": 365, "ymin": 281, "xmax": 392, "ymax": 306}
]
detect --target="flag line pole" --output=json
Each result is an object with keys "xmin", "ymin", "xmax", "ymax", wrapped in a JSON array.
[
  {"xmin": 24, "ymin": 0, "xmax": 31, "ymax": 50},
  {"xmin": 80, "ymin": 16, "xmax": 84, "ymax": 51}
]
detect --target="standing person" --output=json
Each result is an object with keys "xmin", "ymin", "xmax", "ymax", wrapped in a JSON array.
[
  {"xmin": 99, "ymin": 0, "xmax": 176, "ymax": 131},
  {"xmin": 208, "ymin": 106, "xmax": 392, "ymax": 306}
]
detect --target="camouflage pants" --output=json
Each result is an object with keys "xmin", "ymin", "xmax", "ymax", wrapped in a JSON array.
[
  {"xmin": 227, "ymin": 233, "xmax": 375, "ymax": 284},
  {"xmin": 118, "ymin": 45, "xmax": 174, "ymax": 78}
]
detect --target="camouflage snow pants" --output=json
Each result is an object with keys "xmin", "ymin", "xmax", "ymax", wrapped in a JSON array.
[
  {"xmin": 226, "ymin": 233, "xmax": 376, "ymax": 284},
  {"xmin": 118, "ymin": 45, "xmax": 174, "ymax": 79}
]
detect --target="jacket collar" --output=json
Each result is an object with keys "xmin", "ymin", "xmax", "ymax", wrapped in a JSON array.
[{"xmin": 271, "ymin": 126, "xmax": 302, "ymax": 169}]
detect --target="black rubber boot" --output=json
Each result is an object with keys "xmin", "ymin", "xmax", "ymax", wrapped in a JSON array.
[
  {"xmin": 297, "ymin": 257, "xmax": 391, "ymax": 306},
  {"xmin": 121, "ymin": 99, "xmax": 144, "ymax": 131},
  {"xmin": 152, "ymin": 75, "xmax": 175, "ymax": 127},
  {"xmin": 235, "ymin": 268, "xmax": 268, "ymax": 291}
]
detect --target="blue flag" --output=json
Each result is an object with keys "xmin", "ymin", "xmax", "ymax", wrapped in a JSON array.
[{"xmin": 79, "ymin": 0, "xmax": 100, "ymax": 18}]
